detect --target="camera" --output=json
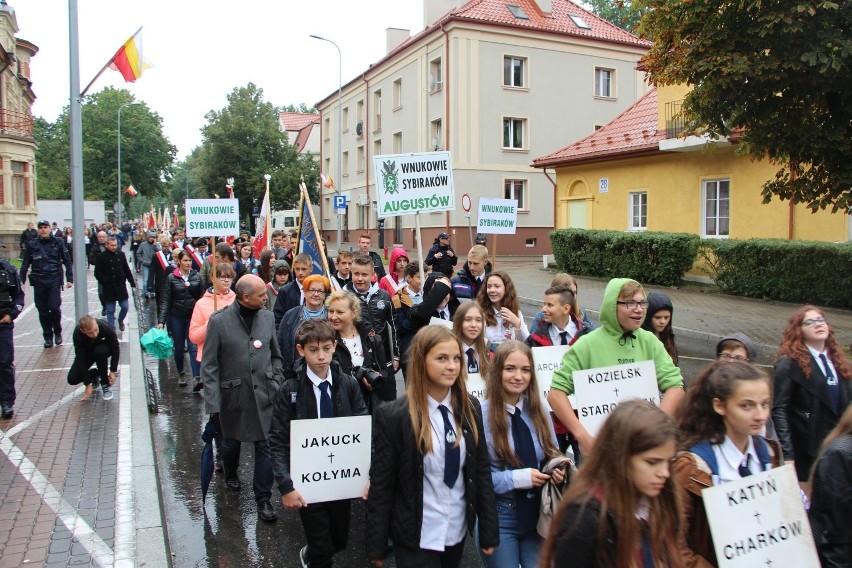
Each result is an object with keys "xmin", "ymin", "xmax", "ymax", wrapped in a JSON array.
[{"xmin": 352, "ymin": 366, "xmax": 385, "ymax": 390}]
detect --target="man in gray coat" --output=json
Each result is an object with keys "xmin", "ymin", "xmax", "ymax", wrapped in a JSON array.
[{"xmin": 202, "ymin": 275, "xmax": 284, "ymax": 522}]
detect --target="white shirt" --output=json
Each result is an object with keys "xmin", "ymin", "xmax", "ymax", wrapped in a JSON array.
[
  {"xmin": 420, "ymin": 391, "xmax": 467, "ymax": 551},
  {"xmin": 712, "ymin": 435, "xmax": 762, "ymax": 484},
  {"xmin": 437, "ymin": 306, "xmax": 451, "ymax": 321},
  {"xmin": 409, "ymin": 288, "xmax": 423, "ymax": 306},
  {"xmin": 341, "ymin": 335, "xmax": 364, "ymax": 368},
  {"xmin": 306, "ymin": 366, "xmax": 333, "ymax": 418},
  {"xmin": 484, "ymin": 308, "xmax": 529, "ymax": 345},
  {"xmin": 548, "ymin": 318, "xmax": 578, "ymax": 346},
  {"xmin": 807, "ymin": 344, "xmax": 838, "ymax": 382}
]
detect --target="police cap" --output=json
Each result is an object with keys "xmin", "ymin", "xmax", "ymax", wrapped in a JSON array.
[{"xmin": 37, "ymin": 220, "xmax": 50, "ymax": 227}]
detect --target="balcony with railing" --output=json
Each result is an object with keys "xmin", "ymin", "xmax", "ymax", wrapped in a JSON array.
[
  {"xmin": 0, "ymin": 108, "xmax": 34, "ymax": 138},
  {"xmin": 660, "ymin": 99, "xmax": 731, "ymax": 152},
  {"xmin": 664, "ymin": 99, "xmax": 687, "ymax": 139}
]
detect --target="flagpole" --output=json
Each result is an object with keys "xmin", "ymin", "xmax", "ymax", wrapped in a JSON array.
[
  {"xmin": 81, "ymin": 26, "xmax": 143, "ymax": 97},
  {"xmin": 301, "ymin": 181, "xmax": 331, "ymax": 278}
]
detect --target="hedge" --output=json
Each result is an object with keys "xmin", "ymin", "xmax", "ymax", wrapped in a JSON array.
[
  {"xmin": 700, "ymin": 238, "xmax": 852, "ymax": 308},
  {"xmin": 550, "ymin": 229, "xmax": 700, "ymax": 287}
]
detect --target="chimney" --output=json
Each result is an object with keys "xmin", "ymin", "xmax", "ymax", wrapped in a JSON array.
[
  {"xmin": 424, "ymin": 0, "xmax": 464, "ymax": 27},
  {"xmin": 535, "ymin": 0, "xmax": 553, "ymax": 13},
  {"xmin": 386, "ymin": 28, "xmax": 411, "ymax": 54}
]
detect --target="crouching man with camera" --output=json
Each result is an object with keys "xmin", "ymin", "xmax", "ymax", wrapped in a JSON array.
[{"xmin": 326, "ymin": 289, "xmax": 396, "ymax": 413}]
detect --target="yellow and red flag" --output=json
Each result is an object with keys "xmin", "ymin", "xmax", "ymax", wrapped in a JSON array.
[
  {"xmin": 125, "ymin": 184, "xmax": 138, "ymax": 197},
  {"xmin": 109, "ymin": 28, "xmax": 151, "ymax": 83}
]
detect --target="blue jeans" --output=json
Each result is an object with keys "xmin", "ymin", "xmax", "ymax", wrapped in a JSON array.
[
  {"xmin": 104, "ymin": 299, "xmax": 129, "ymax": 329},
  {"xmin": 168, "ymin": 315, "xmax": 199, "ymax": 376},
  {"xmin": 141, "ymin": 265, "xmax": 150, "ymax": 295},
  {"xmin": 221, "ymin": 438, "xmax": 273, "ymax": 503},
  {"xmin": 480, "ymin": 496, "xmax": 543, "ymax": 568}
]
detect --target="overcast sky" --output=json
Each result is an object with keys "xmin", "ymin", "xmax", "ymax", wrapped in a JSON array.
[{"xmin": 21, "ymin": 0, "xmax": 424, "ymax": 159}]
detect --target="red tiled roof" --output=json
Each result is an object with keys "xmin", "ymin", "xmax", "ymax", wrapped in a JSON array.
[
  {"xmin": 279, "ymin": 112, "xmax": 320, "ymax": 153},
  {"xmin": 449, "ymin": 0, "xmax": 650, "ymax": 48},
  {"xmin": 533, "ymin": 88, "xmax": 664, "ymax": 168}
]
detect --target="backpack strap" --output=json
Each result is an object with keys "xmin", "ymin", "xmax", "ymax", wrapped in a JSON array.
[
  {"xmin": 688, "ymin": 441, "xmax": 719, "ymax": 476},
  {"xmin": 752, "ymin": 435, "xmax": 772, "ymax": 471}
]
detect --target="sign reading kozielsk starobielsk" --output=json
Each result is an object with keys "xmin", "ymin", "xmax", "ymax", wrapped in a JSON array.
[{"xmin": 373, "ymin": 151, "xmax": 455, "ymax": 218}]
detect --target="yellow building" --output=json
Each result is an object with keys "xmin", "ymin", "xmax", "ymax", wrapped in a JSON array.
[{"xmin": 532, "ymin": 85, "xmax": 851, "ymax": 243}]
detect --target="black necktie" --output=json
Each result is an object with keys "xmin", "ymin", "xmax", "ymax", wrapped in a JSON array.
[
  {"xmin": 738, "ymin": 453, "xmax": 752, "ymax": 478},
  {"xmin": 559, "ymin": 331, "xmax": 569, "ymax": 345},
  {"xmin": 466, "ymin": 348, "xmax": 478, "ymax": 374},
  {"xmin": 510, "ymin": 406, "xmax": 537, "ymax": 469},
  {"xmin": 439, "ymin": 310, "xmax": 447, "ymax": 320},
  {"xmin": 318, "ymin": 381, "xmax": 333, "ymax": 418},
  {"xmin": 820, "ymin": 353, "xmax": 841, "ymax": 414},
  {"xmin": 438, "ymin": 405, "xmax": 460, "ymax": 488}
]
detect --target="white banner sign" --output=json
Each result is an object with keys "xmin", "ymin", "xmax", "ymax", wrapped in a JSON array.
[
  {"xmin": 290, "ymin": 415, "xmax": 372, "ymax": 504},
  {"xmin": 374, "ymin": 152, "xmax": 454, "ymax": 218},
  {"xmin": 703, "ymin": 464, "xmax": 819, "ymax": 568},
  {"xmin": 185, "ymin": 199, "xmax": 240, "ymax": 237},
  {"xmin": 429, "ymin": 316, "xmax": 453, "ymax": 330},
  {"xmin": 572, "ymin": 360, "xmax": 659, "ymax": 436},
  {"xmin": 477, "ymin": 198, "xmax": 518, "ymax": 235}
]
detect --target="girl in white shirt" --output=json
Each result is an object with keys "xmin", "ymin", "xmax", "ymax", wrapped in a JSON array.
[
  {"xmin": 452, "ymin": 301, "xmax": 491, "ymax": 378},
  {"xmin": 477, "ymin": 271, "xmax": 529, "ymax": 348}
]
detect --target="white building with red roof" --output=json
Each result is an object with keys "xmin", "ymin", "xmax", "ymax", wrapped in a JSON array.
[
  {"xmin": 278, "ymin": 111, "xmax": 320, "ymax": 155},
  {"xmin": 314, "ymin": 0, "xmax": 650, "ymax": 254}
]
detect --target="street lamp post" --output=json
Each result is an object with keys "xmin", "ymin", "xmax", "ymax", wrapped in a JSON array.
[
  {"xmin": 117, "ymin": 102, "xmax": 138, "ymax": 229},
  {"xmin": 309, "ymin": 34, "xmax": 342, "ymax": 253}
]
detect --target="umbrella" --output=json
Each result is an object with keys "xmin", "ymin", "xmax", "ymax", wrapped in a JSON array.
[
  {"xmin": 200, "ymin": 417, "xmax": 219, "ymax": 505},
  {"xmin": 140, "ymin": 326, "xmax": 174, "ymax": 360}
]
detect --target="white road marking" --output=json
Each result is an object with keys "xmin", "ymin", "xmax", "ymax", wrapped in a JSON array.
[
  {"xmin": 114, "ymin": 363, "xmax": 135, "ymax": 562},
  {"xmin": 1, "ymin": 387, "xmax": 82, "ymax": 438},
  {"xmin": 16, "ymin": 366, "xmax": 72, "ymax": 374}
]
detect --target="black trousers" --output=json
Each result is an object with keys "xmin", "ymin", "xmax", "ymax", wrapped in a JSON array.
[
  {"xmin": 393, "ymin": 539, "xmax": 466, "ymax": 568},
  {"xmin": 0, "ymin": 325, "xmax": 15, "ymax": 405},
  {"xmin": 298, "ymin": 499, "xmax": 351, "ymax": 568},
  {"xmin": 33, "ymin": 282, "xmax": 63, "ymax": 340},
  {"xmin": 67, "ymin": 342, "xmax": 112, "ymax": 386}
]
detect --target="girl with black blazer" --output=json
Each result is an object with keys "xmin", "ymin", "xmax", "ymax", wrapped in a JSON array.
[
  {"xmin": 772, "ymin": 305, "xmax": 852, "ymax": 482},
  {"xmin": 157, "ymin": 250, "xmax": 204, "ymax": 385},
  {"xmin": 367, "ymin": 325, "xmax": 499, "ymax": 567}
]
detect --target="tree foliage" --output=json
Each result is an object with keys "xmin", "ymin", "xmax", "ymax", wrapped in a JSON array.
[
  {"xmin": 639, "ymin": 0, "xmax": 852, "ymax": 212},
  {"xmin": 194, "ymin": 83, "xmax": 319, "ymax": 226},
  {"xmin": 584, "ymin": 0, "xmax": 644, "ymax": 33},
  {"xmin": 34, "ymin": 87, "xmax": 176, "ymax": 206}
]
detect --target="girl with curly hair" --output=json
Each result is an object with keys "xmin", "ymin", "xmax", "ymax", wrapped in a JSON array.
[
  {"xmin": 772, "ymin": 305, "xmax": 851, "ymax": 482},
  {"xmin": 477, "ymin": 271, "xmax": 529, "ymax": 348}
]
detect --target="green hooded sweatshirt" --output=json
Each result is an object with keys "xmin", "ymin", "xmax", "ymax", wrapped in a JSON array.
[{"xmin": 550, "ymin": 277, "xmax": 684, "ymax": 395}]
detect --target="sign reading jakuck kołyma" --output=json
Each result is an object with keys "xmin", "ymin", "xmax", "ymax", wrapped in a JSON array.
[
  {"xmin": 373, "ymin": 151, "xmax": 454, "ymax": 218},
  {"xmin": 185, "ymin": 199, "xmax": 241, "ymax": 237}
]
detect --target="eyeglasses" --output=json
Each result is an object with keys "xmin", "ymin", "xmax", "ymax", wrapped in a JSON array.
[
  {"xmin": 616, "ymin": 300, "xmax": 649, "ymax": 310},
  {"xmin": 216, "ymin": 276, "xmax": 233, "ymax": 281},
  {"xmin": 719, "ymin": 353, "xmax": 748, "ymax": 362},
  {"xmin": 801, "ymin": 318, "xmax": 827, "ymax": 328},
  {"xmin": 307, "ymin": 289, "xmax": 327, "ymax": 295}
]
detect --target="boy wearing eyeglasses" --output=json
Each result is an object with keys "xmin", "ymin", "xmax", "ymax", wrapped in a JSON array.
[
  {"xmin": 716, "ymin": 332, "xmax": 757, "ymax": 363},
  {"xmin": 547, "ymin": 278, "xmax": 686, "ymax": 456}
]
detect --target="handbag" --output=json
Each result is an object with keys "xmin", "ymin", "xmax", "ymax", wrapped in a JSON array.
[
  {"xmin": 140, "ymin": 326, "xmax": 174, "ymax": 360},
  {"xmin": 537, "ymin": 455, "xmax": 576, "ymax": 538}
]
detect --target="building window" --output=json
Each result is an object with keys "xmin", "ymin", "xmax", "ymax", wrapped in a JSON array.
[
  {"xmin": 358, "ymin": 204, "xmax": 368, "ymax": 229},
  {"xmin": 525, "ymin": 238, "xmax": 537, "ymax": 247},
  {"xmin": 356, "ymin": 100, "xmax": 364, "ymax": 123},
  {"xmin": 506, "ymin": 4, "xmax": 529, "ymax": 19},
  {"xmin": 594, "ymin": 67, "xmax": 614, "ymax": 98},
  {"xmin": 342, "ymin": 106, "xmax": 349, "ymax": 132},
  {"xmin": 503, "ymin": 56, "xmax": 526, "ymax": 88},
  {"xmin": 373, "ymin": 89, "xmax": 382, "ymax": 132},
  {"xmin": 393, "ymin": 131, "xmax": 403, "ymax": 153},
  {"xmin": 374, "ymin": 139, "xmax": 382, "ymax": 158},
  {"xmin": 430, "ymin": 119, "xmax": 443, "ymax": 151},
  {"xmin": 12, "ymin": 161, "xmax": 28, "ymax": 207},
  {"xmin": 703, "ymin": 179, "xmax": 730, "ymax": 237},
  {"xmin": 503, "ymin": 117, "xmax": 526, "ymax": 150},
  {"xmin": 324, "ymin": 158, "xmax": 331, "ymax": 180},
  {"xmin": 629, "ymin": 191, "xmax": 647, "ymax": 231},
  {"xmin": 342, "ymin": 151, "xmax": 349, "ymax": 177},
  {"xmin": 323, "ymin": 116, "xmax": 331, "ymax": 141},
  {"xmin": 357, "ymin": 146, "xmax": 365, "ymax": 173},
  {"xmin": 430, "ymin": 58, "xmax": 443, "ymax": 91},
  {"xmin": 504, "ymin": 179, "xmax": 526, "ymax": 210},
  {"xmin": 393, "ymin": 79, "xmax": 402, "ymax": 109},
  {"xmin": 324, "ymin": 196, "xmax": 331, "ymax": 220}
]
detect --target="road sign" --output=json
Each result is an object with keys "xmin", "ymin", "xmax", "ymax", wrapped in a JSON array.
[
  {"xmin": 461, "ymin": 193, "xmax": 472, "ymax": 212},
  {"xmin": 333, "ymin": 195, "xmax": 347, "ymax": 209}
]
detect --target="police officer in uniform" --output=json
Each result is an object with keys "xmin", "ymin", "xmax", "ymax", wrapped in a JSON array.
[
  {"xmin": 0, "ymin": 239, "xmax": 24, "ymax": 418},
  {"xmin": 20, "ymin": 220, "xmax": 74, "ymax": 348}
]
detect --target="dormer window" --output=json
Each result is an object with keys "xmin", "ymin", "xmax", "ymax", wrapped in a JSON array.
[
  {"xmin": 569, "ymin": 15, "xmax": 591, "ymax": 29},
  {"xmin": 507, "ymin": 4, "xmax": 529, "ymax": 19}
]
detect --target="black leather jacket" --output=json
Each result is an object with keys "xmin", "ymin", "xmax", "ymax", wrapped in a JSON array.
[
  {"xmin": 158, "ymin": 269, "xmax": 204, "ymax": 323},
  {"xmin": 808, "ymin": 433, "xmax": 852, "ymax": 568},
  {"xmin": 772, "ymin": 355, "xmax": 851, "ymax": 480},
  {"xmin": 366, "ymin": 395, "xmax": 499, "ymax": 560}
]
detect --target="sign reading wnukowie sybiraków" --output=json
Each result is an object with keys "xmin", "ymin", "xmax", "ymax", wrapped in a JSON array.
[{"xmin": 373, "ymin": 152, "xmax": 455, "ymax": 218}]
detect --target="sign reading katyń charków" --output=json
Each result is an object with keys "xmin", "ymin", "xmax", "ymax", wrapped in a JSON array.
[{"xmin": 373, "ymin": 152, "xmax": 454, "ymax": 218}]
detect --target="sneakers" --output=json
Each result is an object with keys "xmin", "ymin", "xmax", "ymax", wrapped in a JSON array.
[
  {"xmin": 178, "ymin": 371, "xmax": 188, "ymax": 387},
  {"xmin": 299, "ymin": 545, "xmax": 308, "ymax": 568},
  {"xmin": 101, "ymin": 384, "xmax": 114, "ymax": 401},
  {"xmin": 192, "ymin": 377, "xmax": 203, "ymax": 392}
]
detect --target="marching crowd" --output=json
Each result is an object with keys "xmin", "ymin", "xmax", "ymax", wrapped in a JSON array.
[{"xmin": 1, "ymin": 222, "xmax": 849, "ymax": 567}]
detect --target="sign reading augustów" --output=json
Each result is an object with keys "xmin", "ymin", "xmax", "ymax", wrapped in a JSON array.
[
  {"xmin": 572, "ymin": 360, "xmax": 659, "ymax": 436},
  {"xmin": 373, "ymin": 152, "xmax": 454, "ymax": 218},
  {"xmin": 702, "ymin": 464, "xmax": 819, "ymax": 568},
  {"xmin": 477, "ymin": 198, "xmax": 518, "ymax": 234},
  {"xmin": 185, "ymin": 199, "xmax": 240, "ymax": 237},
  {"xmin": 290, "ymin": 415, "xmax": 371, "ymax": 504}
]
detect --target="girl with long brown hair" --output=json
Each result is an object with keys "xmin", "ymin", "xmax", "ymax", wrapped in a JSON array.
[
  {"xmin": 772, "ymin": 305, "xmax": 851, "ymax": 481},
  {"xmin": 452, "ymin": 300, "xmax": 491, "ymax": 377},
  {"xmin": 674, "ymin": 361, "xmax": 781, "ymax": 566},
  {"xmin": 481, "ymin": 340, "xmax": 563, "ymax": 567},
  {"xmin": 477, "ymin": 271, "xmax": 529, "ymax": 348},
  {"xmin": 366, "ymin": 326, "xmax": 498, "ymax": 567},
  {"xmin": 540, "ymin": 400, "xmax": 682, "ymax": 568}
]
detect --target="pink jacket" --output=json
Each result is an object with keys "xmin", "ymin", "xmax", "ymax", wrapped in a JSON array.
[{"xmin": 188, "ymin": 288, "xmax": 237, "ymax": 362}]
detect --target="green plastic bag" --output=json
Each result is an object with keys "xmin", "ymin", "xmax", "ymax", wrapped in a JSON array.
[{"xmin": 140, "ymin": 326, "xmax": 174, "ymax": 360}]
